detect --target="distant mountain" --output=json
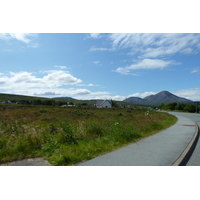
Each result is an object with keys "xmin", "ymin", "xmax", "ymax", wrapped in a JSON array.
[
  {"xmin": 123, "ymin": 91, "xmax": 193, "ymax": 106},
  {"xmin": 123, "ymin": 97, "xmax": 144, "ymax": 105}
]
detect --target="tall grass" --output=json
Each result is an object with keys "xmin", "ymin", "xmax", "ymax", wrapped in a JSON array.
[{"xmin": 0, "ymin": 107, "xmax": 177, "ymax": 165}]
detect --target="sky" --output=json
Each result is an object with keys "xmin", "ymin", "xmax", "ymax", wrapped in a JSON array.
[{"xmin": 0, "ymin": 33, "xmax": 200, "ymax": 101}]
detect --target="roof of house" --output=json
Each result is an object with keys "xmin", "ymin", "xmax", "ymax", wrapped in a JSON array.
[{"xmin": 96, "ymin": 100, "xmax": 112, "ymax": 106}]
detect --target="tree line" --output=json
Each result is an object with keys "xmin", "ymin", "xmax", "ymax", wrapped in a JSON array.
[
  {"xmin": 2, "ymin": 99, "xmax": 71, "ymax": 106},
  {"xmin": 158, "ymin": 102, "xmax": 199, "ymax": 113}
]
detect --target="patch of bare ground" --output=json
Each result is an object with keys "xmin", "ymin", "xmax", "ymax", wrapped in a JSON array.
[{"xmin": 0, "ymin": 158, "xmax": 51, "ymax": 166}]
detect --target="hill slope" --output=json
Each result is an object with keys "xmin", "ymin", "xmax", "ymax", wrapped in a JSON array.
[
  {"xmin": 124, "ymin": 91, "xmax": 193, "ymax": 106},
  {"xmin": 0, "ymin": 93, "xmax": 49, "ymax": 102}
]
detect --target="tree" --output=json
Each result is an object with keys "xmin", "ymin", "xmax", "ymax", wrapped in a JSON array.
[
  {"xmin": 158, "ymin": 103, "xmax": 165, "ymax": 110},
  {"xmin": 166, "ymin": 102, "xmax": 177, "ymax": 110},
  {"xmin": 175, "ymin": 103, "xmax": 187, "ymax": 111},
  {"xmin": 111, "ymin": 100, "xmax": 119, "ymax": 108},
  {"xmin": 184, "ymin": 104, "xmax": 196, "ymax": 113}
]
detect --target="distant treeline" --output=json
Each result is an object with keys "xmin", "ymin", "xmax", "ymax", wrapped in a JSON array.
[
  {"xmin": 1, "ymin": 99, "xmax": 74, "ymax": 106},
  {"xmin": 158, "ymin": 102, "xmax": 199, "ymax": 113},
  {"xmin": 1, "ymin": 99, "xmax": 123, "ymax": 108}
]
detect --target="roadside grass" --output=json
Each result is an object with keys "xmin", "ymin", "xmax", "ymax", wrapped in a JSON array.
[{"xmin": 0, "ymin": 107, "xmax": 177, "ymax": 165}]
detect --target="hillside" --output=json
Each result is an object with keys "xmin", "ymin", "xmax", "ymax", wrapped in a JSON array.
[
  {"xmin": 52, "ymin": 97, "xmax": 78, "ymax": 102},
  {"xmin": 0, "ymin": 93, "xmax": 49, "ymax": 102},
  {"xmin": 124, "ymin": 91, "xmax": 193, "ymax": 106},
  {"xmin": 0, "ymin": 93, "xmax": 137, "ymax": 107}
]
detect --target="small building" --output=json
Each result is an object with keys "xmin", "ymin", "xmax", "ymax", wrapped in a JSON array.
[
  {"xmin": 2, "ymin": 100, "xmax": 12, "ymax": 104},
  {"xmin": 61, "ymin": 104, "xmax": 75, "ymax": 108},
  {"xmin": 96, "ymin": 100, "xmax": 112, "ymax": 108}
]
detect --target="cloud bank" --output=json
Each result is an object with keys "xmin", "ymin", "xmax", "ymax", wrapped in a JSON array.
[{"xmin": 0, "ymin": 68, "xmax": 114, "ymax": 99}]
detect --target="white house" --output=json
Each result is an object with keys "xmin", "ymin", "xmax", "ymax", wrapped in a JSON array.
[{"xmin": 96, "ymin": 100, "xmax": 112, "ymax": 108}]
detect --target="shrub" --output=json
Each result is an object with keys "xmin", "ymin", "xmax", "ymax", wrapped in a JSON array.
[
  {"xmin": 39, "ymin": 109, "xmax": 47, "ymax": 113},
  {"xmin": 42, "ymin": 138, "xmax": 61, "ymax": 153},
  {"xmin": 72, "ymin": 110, "xmax": 84, "ymax": 116},
  {"xmin": 49, "ymin": 124, "xmax": 58, "ymax": 134},
  {"xmin": 59, "ymin": 121, "xmax": 78, "ymax": 144}
]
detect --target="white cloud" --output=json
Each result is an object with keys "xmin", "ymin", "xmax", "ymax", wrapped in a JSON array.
[
  {"xmin": 173, "ymin": 89, "xmax": 200, "ymax": 101},
  {"xmin": 0, "ymin": 69, "xmax": 117, "ymax": 99},
  {"xmin": 90, "ymin": 33, "xmax": 101, "ymax": 38},
  {"xmin": 9, "ymin": 33, "xmax": 31, "ymax": 43},
  {"xmin": 74, "ymin": 91, "xmax": 123, "ymax": 100},
  {"xmin": 92, "ymin": 61, "xmax": 100, "ymax": 64},
  {"xmin": 127, "ymin": 91, "xmax": 157, "ymax": 99},
  {"xmin": 54, "ymin": 65, "xmax": 68, "ymax": 69},
  {"xmin": 113, "ymin": 67, "xmax": 131, "ymax": 75},
  {"xmin": 108, "ymin": 33, "xmax": 200, "ymax": 58},
  {"xmin": 0, "ymin": 33, "xmax": 37, "ymax": 44},
  {"xmin": 114, "ymin": 59, "xmax": 175, "ymax": 75},
  {"xmin": 190, "ymin": 69, "xmax": 199, "ymax": 74},
  {"xmin": 90, "ymin": 46, "xmax": 110, "ymax": 51},
  {"xmin": 28, "ymin": 43, "xmax": 39, "ymax": 48},
  {"xmin": 0, "ymin": 70, "xmax": 82, "ymax": 91},
  {"xmin": 92, "ymin": 61, "xmax": 102, "ymax": 66},
  {"xmin": 78, "ymin": 83, "xmax": 99, "ymax": 87},
  {"xmin": 127, "ymin": 59, "xmax": 173, "ymax": 70},
  {"xmin": 42, "ymin": 70, "xmax": 82, "ymax": 86}
]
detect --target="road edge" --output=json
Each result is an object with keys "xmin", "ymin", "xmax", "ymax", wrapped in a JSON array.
[{"xmin": 171, "ymin": 120, "xmax": 199, "ymax": 166}]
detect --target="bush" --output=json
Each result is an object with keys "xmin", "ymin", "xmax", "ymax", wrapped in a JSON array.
[
  {"xmin": 59, "ymin": 121, "xmax": 78, "ymax": 144},
  {"xmin": 184, "ymin": 104, "xmax": 196, "ymax": 113},
  {"xmin": 72, "ymin": 110, "xmax": 84, "ymax": 116},
  {"xmin": 39, "ymin": 109, "xmax": 47, "ymax": 113},
  {"xmin": 49, "ymin": 124, "xmax": 58, "ymax": 134},
  {"xmin": 86, "ymin": 121, "xmax": 104, "ymax": 138}
]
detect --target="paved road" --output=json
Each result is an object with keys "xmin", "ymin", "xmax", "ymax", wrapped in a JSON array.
[
  {"xmin": 168, "ymin": 112, "xmax": 200, "ymax": 166},
  {"xmin": 77, "ymin": 114, "xmax": 197, "ymax": 166}
]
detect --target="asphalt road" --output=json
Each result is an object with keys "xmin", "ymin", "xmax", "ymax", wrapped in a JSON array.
[{"xmin": 168, "ymin": 112, "xmax": 200, "ymax": 166}]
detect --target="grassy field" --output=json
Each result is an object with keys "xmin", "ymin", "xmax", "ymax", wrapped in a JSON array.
[{"xmin": 0, "ymin": 106, "xmax": 177, "ymax": 165}]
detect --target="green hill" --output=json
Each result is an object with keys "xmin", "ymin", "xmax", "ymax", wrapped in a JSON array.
[{"xmin": 0, "ymin": 93, "xmax": 48, "ymax": 102}]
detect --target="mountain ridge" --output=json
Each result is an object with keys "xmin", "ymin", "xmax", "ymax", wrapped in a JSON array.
[{"xmin": 123, "ymin": 91, "xmax": 193, "ymax": 106}]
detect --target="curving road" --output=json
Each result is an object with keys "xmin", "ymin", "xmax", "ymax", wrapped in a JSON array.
[{"xmin": 168, "ymin": 112, "xmax": 200, "ymax": 166}]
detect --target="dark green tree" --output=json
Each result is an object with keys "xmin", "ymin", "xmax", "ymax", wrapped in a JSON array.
[
  {"xmin": 184, "ymin": 104, "xmax": 196, "ymax": 113},
  {"xmin": 175, "ymin": 103, "xmax": 187, "ymax": 111},
  {"xmin": 158, "ymin": 103, "xmax": 165, "ymax": 110},
  {"xmin": 111, "ymin": 100, "xmax": 119, "ymax": 108},
  {"xmin": 166, "ymin": 102, "xmax": 177, "ymax": 111}
]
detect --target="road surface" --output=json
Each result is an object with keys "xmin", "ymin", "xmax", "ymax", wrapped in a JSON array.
[{"xmin": 168, "ymin": 112, "xmax": 200, "ymax": 166}]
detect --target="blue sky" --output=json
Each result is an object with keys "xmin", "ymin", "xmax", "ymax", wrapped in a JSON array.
[{"xmin": 0, "ymin": 33, "xmax": 200, "ymax": 101}]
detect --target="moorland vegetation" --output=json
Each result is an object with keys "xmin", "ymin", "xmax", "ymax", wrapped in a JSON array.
[{"xmin": 0, "ymin": 105, "xmax": 177, "ymax": 165}]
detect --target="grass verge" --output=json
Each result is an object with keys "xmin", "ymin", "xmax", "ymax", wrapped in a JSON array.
[{"xmin": 0, "ymin": 107, "xmax": 177, "ymax": 165}]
